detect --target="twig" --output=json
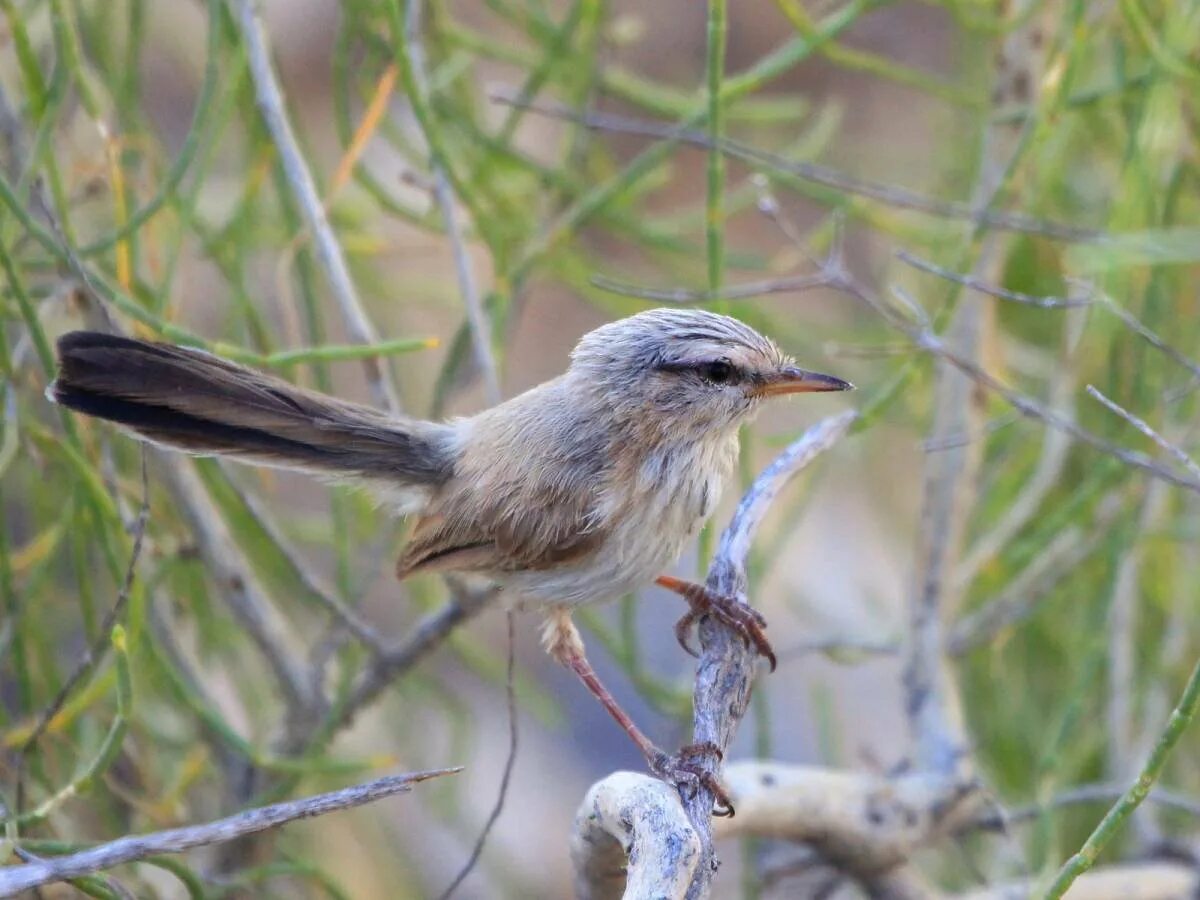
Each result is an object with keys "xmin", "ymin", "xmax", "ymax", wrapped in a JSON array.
[
  {"xmin": 904, "ymin": 283, "xmax": 984, "ymax": 776},
  {"xmin": 1086, "ymin": 385, "xmax": 1200, "ymax": 482},
  {"xmin": 590, "ymin": 271, "xmax": 837, "ymax": 304},
  {"xmin": 157, "ymin": 456, "xmax": 316, "ymax": 727},
  {"xmin": 948, "ymin": 522, "xmax": 1107, "ymax": 656},
  {"xmin": 437, "ymin": 611, "xmax": 519, "ymax": 900},
  {"xmin": 235, "ymin": 0, "xmax": 401, "ymax": 415},
  {"xmin": 488, "ymin": 91, "xmax": 1104, "ymax": 243},
  {"xmin": 896, "ymin": 250, "xmax": 1094, "ymax": 308},
  {"xmin": 403, "ymin": 0, "xmax": 500, "ymax": 406},
  {"xmin": 681, "ymin": 410, "xmax": 858, "ymax": 897},
  {"xmin": 0, "ymin": 768, "xmax": 461, "ymax": 896},
  {"xmin": 218, "ymin": 466, "xmax": 388, "ymax": 654},
  {"xmin": 968, "ymin": 781, "xmax": 1200, "ymax": 829},
  {"xmin": 953, "ymin": 306, "xmax": 1085, "ymax": 587},
  {"xmin": 331, "ymin": 584, "xmax": 497, "ymax": 736},
  {"xmin": 14, "ymin": 450, "xmax": 148, "ymax": 811}
]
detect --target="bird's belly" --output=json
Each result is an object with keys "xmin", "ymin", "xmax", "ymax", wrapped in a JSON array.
[{"xmin": 499, "ymin": 473, "xmax": 716, "ymax": 609}]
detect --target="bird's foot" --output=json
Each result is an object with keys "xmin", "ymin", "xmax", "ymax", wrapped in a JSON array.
[
  {"xmin": 656, "ymin": 575, "xmax": 776, "ymax": 672},
  {"xmin": 647, "ymin": 741, "xmax": 734, "ymax": 817}
]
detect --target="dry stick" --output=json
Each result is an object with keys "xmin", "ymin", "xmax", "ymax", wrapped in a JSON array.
[
  {"xmin": 0, "ymin": 768, "xmax": 461, "ymax": 896},
  {"xmin": 948, "ymin": 522, "xmax": 1108, "ymax": 656},
  {"xmin": 436, "ymin": 611, "xmax": 519, "ymax": 900},
  {"xmin": 1087, "ymin": 385, "xmax": 1200, "ymax": 482},
  {"xmin": 218, "ymin": 466, "xmax": 388, "ymax": 654},
  {"xmin": 489, "ymin": 92, "xmax": 1103, "ymax": 243},
  {"xmin": 157, "ymin": 456, "xmax": 316, "ymax": 725},
  {"xmin": 13, "ymin": 450, "xmax": 149, "ymax": 814},
  {"xmin": 967, "ymin": 781, "xmax": 1200, "ymax": 830},
  {"xmin": 895, "ymin": 250, "xmax": 1094, "ymax": 308},
  {"xmin": 952, "ymin": 304, "xmax": 1085, "ymax": 588},
  {"xmin": 678, "ymin": 410, "xmax": 857, "ymax": 898},
  {"xmin": 590, "ymin": 271, "xmax": 838, "ymax": 305},
  {"xmin": 405, "ymin": 0, "xmax": 501, "ymax": 407},
  {"xmin": 235, "ymin": 0, "xmax": 402, "ymax": 416},
  {"xmin": 332, "ymin": 584, "xmax": 498, "ymax": 736}
]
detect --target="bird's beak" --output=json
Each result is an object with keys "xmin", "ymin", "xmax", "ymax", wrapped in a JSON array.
[{"xmin": 754, "ymin": 365, "xmax": 855, "ymax": 397}]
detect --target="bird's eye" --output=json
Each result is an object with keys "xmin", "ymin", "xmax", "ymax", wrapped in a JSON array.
[{"xmin": 701, "ymin": 359, "xmax": 734, "ymax": 384}]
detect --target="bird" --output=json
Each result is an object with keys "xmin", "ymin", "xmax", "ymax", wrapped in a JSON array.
[{"xmin": 49, "ymin": 308, "xmax": 852, "ymax": 811}]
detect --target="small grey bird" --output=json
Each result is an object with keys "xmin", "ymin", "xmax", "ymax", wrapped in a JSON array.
[{"xmin": 50, "ymin": 308, "xmax": 851, "ymax": 810}]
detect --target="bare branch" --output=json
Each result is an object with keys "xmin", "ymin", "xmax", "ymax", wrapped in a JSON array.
[
  {"xmin": 330, "ymin": 584, "xmax": 497, "ymax": 737},
  {"xmin": 590, "ymin": 271, "xmax": 837, "ymax": 304},
  {"xmin": 404, "ymin": 0, "xmax": 500, "ymax": 406},
  {"xmin": 1086, "ymin": 385, "xmax": 1200, "ymax": 482},
  {"xmin": 437, "ymin": 611, "xmax": 519, "ymax": 900},
  {"xmin": 896, "ymin": 250, "xmax": 1094, "ymax": 308},
  {"xmin": 158, "ymin": 456, "xmax": 316, "ymax": 726},
  {"xmin": 235, "ymin": 0, "xmax": 401, "ymax": 415},
  {"xmin": 0, "ymin": 768, "xmax": 461, "ymax": 896},
  {"xmin": 681, "ymin": 410, "xmax": 857, "ymax": 897},
  {"xmin": 489, "ymin": 91, "xmax": 1103, "ymax": 243},
  {"xmin": 948, "ymin": 518, "xmax": 1110, "ymax": 656},
  {"xmin": 571, "ymin": 772, "xmax": 701, "ymax": 900}
]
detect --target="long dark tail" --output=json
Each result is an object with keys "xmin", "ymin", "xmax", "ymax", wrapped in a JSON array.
[{"xmin": 50, "ymin": 331, "xmax": 455, "ymax": 490}]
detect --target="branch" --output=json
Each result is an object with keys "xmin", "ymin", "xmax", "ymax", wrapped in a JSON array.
[
  {"xmin": 403, "ymin": 0, "xmax": 501, "ymax": 406},
  {"xmin": 328, "ymin": 583, "xmax": 497, "ymax": 737},
  {"xmin": 0, "ymin": 768, "xmax": 461, "ymax": 896},
  {"xmin": 571, "ymin": 772, "xmax": 701, "ymax": 900},
  {"xmin": 572, "ymin": 761, "xmax": 979, "ymax": 899},
  {"xmin": 235, "ymin": 0, "xmax": 402, "ymax": 415},
  {"xmin": 680, "ymin": 410, "xmax": 858, "ymax": 897}
]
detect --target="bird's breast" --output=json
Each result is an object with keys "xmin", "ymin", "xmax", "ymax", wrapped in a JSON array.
[{"xmin": 503, "ymin": 433, "xmax": 737, "ymax": 609}]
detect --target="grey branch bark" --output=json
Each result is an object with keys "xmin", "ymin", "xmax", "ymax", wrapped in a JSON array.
[
  {"xmin": 571, "ymin": 410, "xmax": 854, "ymax": 900},
  {"xmin": 0, "ymin": 768, "xmax": 460, "ymax": 896},
  {"xmin": 572, "ymin": 772, "xmax": 701, "ymax": 900}
]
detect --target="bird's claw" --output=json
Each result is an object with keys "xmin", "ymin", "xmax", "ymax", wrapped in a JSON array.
[
  {"xmin": 648, "ymin": 741, "xmax": 734, "ymax": 817},
  {"xmin": 657, "ymin": 575, "xmax": 776, "ymax": 671}
]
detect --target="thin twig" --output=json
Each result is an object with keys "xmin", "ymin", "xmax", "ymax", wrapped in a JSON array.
[
  {"xmin": 896, "ymin": 250, "xmax": 1094, "ymax": 308},
  {"xmin": 489, "ymin": 91, "xmax": 1104, "ymax": 243},
  {"xmin": 948, "ymin": 522, "xmax": 1109, "ymax": 656},
  {"xmin": 332, "ymin": 584, "xmax": 497, "ymax": 736},
  {"xmin": 590, "ymin": 271, "xmax": 837, "ymax": 304},
  {"xmin": 404, "ymin": 0, "xmax": 500, "ymax": 406},
  {"xmin": 0, "ymin": 768, "xmax": 461, "ymax": 896},
  {"xmin": 14, "ymin": 450, "xmax": 148, "ymax": 812},
  {"xmin": 218, "ymin": 466, "xmax": 388, "ymax": 654},
  {"xmin": 157, "ymin": 456, "xmax": 316, "ymax": 726},
  {"xmin": 1086, "ymin": 385, "xmax": 1200, "ymax": 482},
  {"xmin": 235, "ymin": 0, "xmax": 402, "ymax": 415},
  {"xmin": 437, "ymin": 611, "xmax": 519, "ymax": 900}
]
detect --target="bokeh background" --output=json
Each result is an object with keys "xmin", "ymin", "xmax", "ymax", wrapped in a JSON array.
[{"xmin": 2, "ymin": 0, "xmax": 1200, "ymax": 896}]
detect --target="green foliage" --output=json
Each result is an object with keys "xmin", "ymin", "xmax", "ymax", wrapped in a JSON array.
[{"xmin": 0, "ymin": 0, "xmax": 1198, "ymax": 896}]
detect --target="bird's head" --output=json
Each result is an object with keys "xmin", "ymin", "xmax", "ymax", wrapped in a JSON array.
[{"xmin": 568, "ymin": 308, "xmax": 853, "ymax": 438}]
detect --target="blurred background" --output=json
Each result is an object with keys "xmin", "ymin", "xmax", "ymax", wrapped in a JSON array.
[{"xmin": 2, "ymin": 0, "xmax": 1199, "ymax": 896}]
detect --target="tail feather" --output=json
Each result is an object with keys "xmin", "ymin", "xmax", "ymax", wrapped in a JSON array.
[{"xmin": 51, "ymin": 331, "xmax": 455, "ymax": 491}]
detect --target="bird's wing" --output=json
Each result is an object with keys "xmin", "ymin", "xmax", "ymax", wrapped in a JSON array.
[
  {"xmin": 396, "ymin": 394, "xmax": 611, "ymax": 580},
  {"xmin": 395, "ymin": 479, "xmax": 607, "ymax": 580}
]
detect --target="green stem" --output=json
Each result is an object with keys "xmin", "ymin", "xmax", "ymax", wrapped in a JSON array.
[{"xmin": 1045, "ymin": 654, "xmax": 1200, "ymax": 898}]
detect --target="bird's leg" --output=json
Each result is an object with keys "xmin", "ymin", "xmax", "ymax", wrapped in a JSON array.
[
  {"xmin": 541, "ymin": 608, "xmax": 734, "ymax": 816},
  {"xmin": 656, "ymin": 575, "xmax": 777, "ymax": 672}
]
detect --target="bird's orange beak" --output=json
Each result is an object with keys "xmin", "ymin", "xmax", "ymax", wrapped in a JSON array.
[{"xmin": 754, "ymin": 365, "xmax": 854, "ymax": 397}]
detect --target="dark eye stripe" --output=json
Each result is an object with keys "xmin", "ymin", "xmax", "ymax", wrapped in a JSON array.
[{"xmin": 654, "ymin": 358, "xmax": 741, "ymax": 383}]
